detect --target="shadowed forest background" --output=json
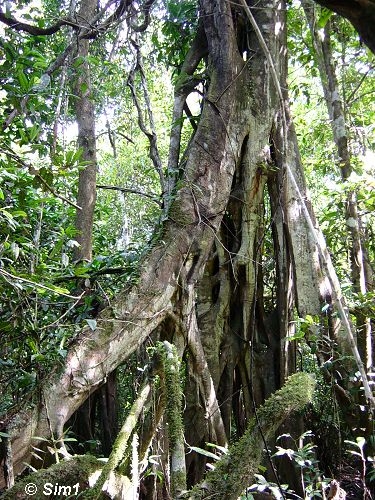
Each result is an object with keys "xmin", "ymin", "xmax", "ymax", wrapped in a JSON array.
[{"xmin": 0, "ymin": 0, "xmax": 375, "ymax": 498}]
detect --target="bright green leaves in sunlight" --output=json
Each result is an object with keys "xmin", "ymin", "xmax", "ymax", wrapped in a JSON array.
[
  {"xmin": 317, "ymin": 7, "xmax": 333, "ymax": 29},
  {"xmin": 152, "ymin": 0, "xmax": 198, "ymax": 69}
]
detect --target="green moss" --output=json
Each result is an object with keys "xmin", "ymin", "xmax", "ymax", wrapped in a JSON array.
[
  {"xmin": 183, "ymin": 373, "xmax": 316, "ymax": 499},
  {"xmin": 2, "ymin": 455, "xmax": 101, "ymax": 499},
  {"xmin": 156, "ymin": 341, "xmax": 184, "ymax": 447},
  {"xmin": 168, "ymin": 199, "xmax": 195, "ymax": 226},
  {"xmin": 171, "ymin": 469, "xmax": 188, "ymax": 495}
]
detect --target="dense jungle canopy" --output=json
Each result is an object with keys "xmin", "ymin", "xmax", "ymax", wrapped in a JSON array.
[{"xmin": 0, "ymin": 0, "xmax": 374, "ymax": 498}]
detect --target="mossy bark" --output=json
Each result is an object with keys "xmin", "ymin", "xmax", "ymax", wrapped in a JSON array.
[
  {"xmin": 159, "ymin": 341, "xmax": 187, "ymax": 498},
  {"xmin": 182, "ymin": 373, "xmax": 315, "ymax": 499},
  {"xmin": 1, "ymin": 455, "xmax": 101, "ymax": 499},
  {"xmin": 82, "ymin": 383, "xmax": 152, "ymax": 499}
]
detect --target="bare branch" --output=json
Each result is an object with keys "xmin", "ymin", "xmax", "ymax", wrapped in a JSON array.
[
  {"xmin": 35, "ymin": 173, "xmax": 82, "ymax": 210},
  {"xmin": 116, "ymin": 131, "xmax": 135, "ymax": 144},
  {"xmin": 0, "ymin": 269, "xmax": 82, "ymax": 299},
  {"xmin": 130, "ymin": 0, "xmax": 156, "ymax": 32},
  {"xmin": 127, "ymin": 40, "xmax": 166, "ymax": 195},
  {"xmin": 0, "ymin": 0, "xmax": 128, "ymax": 38},
  {"xmin": 97, "ymin": 184, "xmax": 162, "ymax": 206},
  {"xmin": 0, "ymin": 11, "xmax": 78, "ymax": 35}
]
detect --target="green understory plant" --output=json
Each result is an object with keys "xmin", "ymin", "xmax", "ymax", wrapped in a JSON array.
[
  {"xmin": 248, "ymin": 430, "xmax": 330, "ymax": 499},
  {"xmin": 345, "ymin": 436, "xmax": 375, "ymax": 493}
]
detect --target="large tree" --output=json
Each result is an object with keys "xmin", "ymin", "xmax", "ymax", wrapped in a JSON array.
[{"xmin": 0, "ymin": 0, "xmax": 374, "ymax": 497}]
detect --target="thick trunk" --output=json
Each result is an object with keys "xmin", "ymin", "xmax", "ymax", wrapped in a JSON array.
[{"xmin": 3, "ymin": 0, "xmax": 246, "ymax": 482}]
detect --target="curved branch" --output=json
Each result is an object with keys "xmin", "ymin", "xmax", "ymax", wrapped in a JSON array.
[
  {"xmin": 130, "ymin": 0, "xmax": 156, "ymax": 32},
  {"xmin": 0, "ymin": 0, "xmax": 130, "ymax": 38},
  {"xmin": 127, "ymin": 41, "xmax": 166, "ymax": 194},
  {"xmin": 313, "ymin": 0, "xmax": 375, "ymax": 54},
  {"xmin": 0, "ymin": 11, "xmax": 78, "ymax": 35}
]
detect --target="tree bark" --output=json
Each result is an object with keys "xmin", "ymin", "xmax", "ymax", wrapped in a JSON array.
[
  {"xmin": 302, "ymin": 0, "xmax": 373, "ymax": 371},
  {"xmin": 73, "ymin": 0, "xmax": 98, "ymax": 262}
]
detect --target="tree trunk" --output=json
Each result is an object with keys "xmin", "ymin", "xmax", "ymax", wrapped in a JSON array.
[
  {"xmin": 2, "ymin": 0, "xmax": 368, "ymax": 490},
  {"xmin": 73, "ymin": 0, "xmax": 97, "ymax": 262},
  {"xmin": 302, "ymin": 0, "xmax": 373, "ymax": 371}
]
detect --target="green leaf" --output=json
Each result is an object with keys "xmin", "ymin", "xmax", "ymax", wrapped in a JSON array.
[
  {"xmin": 73, "ymin": 56, "xmax": 85, "ymax": 67},
  {"xmin": 287, "ymin": 330, "xmax": 305, "ymax": 341},
  {"xmin": 304, "ymin": 314, "xmax": 315, "ymax": 325},
  {"xmin": 85, "ymin": 319, "xmax": 97, "ymax": 331},
  {"xmin": 317, "ymin": 7, "xmax": 333, "ymax": 29},
  {"xmin": 189, "ymin": 446, "xmax": 220, "ymax": 460},
  {"xmin": 28, "ymin": 124, "xmax": 41, "ymax": 141},
  {"xmin": 80, "ymin": 82, "xmax": 89, "ymax": 94},
  {"xmin": 17, "ymin": 69, "xmax": 29, "ymax": 90}
]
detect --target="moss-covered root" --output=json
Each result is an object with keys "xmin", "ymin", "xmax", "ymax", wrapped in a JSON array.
[
  {"xmin": 184, "ymin": 372, "xmax": 316, "ymax": 500},
  {"xmin": 82, "ymin": 382, "xmax": 152, "ymax": 499},
  {"xmin": 160, "ymin": 341, "xmax": 187, "ymax": 498},
  {"xmin": 0, "ymin": 455, "xmax": 101, "ymax": 499}
]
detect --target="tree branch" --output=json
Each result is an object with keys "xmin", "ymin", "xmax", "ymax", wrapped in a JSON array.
[
  {"xmin": 96, "ymin": 184, "xmax": 162, "ymax": 206},
  {"xmin": 0, "ymin": 11, "xmax": 78, "ymax": 35},
  {"xmin": 313, "ymin": 0, "xmax": 375, "ymax": 54},
  {"xmin": 85, "ymin": 382, "xmax": 152, "ymax": 498},
  {"xmin": 127, "ymin": 40, "xmax": 166, "ymax": 195},
  {"xmin": 165, "ymin": 22, "xmax": 207, "ymax": 209},
  {"xmin": 0, "ymin": 0, "xmax": 129, "ymax": 38},
  {"xmin": 130, "ymin": 0, "xmax": 156, "ymax": 32}
]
